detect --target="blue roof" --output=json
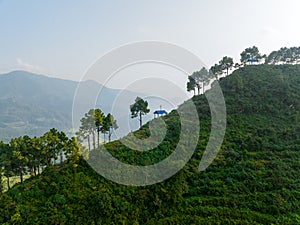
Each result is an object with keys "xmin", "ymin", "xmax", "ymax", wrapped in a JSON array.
[
  {"xmin": 154, "ymin": 110, "xmax": 168, "ymax": 115},
  {"xmin": 247, "ymin": 58, "xmax": 259, "ymax": 62}
]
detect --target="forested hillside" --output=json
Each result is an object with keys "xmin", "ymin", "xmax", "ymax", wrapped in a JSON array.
[
  {"xmin": 0, "ymin": 71, "xmax": 140, "ymax": 141},
  {"xmin": 0, "ymin": 64, "xmax": 299, "ymax": 224}
]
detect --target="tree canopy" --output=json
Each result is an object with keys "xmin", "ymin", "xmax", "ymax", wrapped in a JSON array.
[
  {"xmin": 0, "ymin": 129, "xmax": 82, "ymax": 191},
  {"xmin": 219, "ymin": 56, "xmax": 234, "ymax": 75},
  {"xmin": 265, "ymin": 46, "xmax": 300, "ymax": 64},
  {"xmin": 187, "ymin": 67, "xmax": 211, "ymax": 95},
  {"xmin": 240, "ymin": 46, "xmax": 262, "ymax": 64},
  {"xmin": 130, "ymin": 97, "xmax": 150, "ymax": 128},
  {"xmin": 76, "ymin": 108, "xmax": 118, "ymax": 149}
]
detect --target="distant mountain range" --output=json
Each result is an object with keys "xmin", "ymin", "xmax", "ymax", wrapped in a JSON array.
[{"xmin": 0, "ymin": 71, "xmax": 146, "ymax": 141}]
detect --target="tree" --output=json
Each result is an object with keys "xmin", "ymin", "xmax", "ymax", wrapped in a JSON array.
[
  {"xmin": 77, "ymin": 108, "xmax": 118, "ymax": 146},
  {"xmin": 41, "ymin": 128, "xmax": 61, "ymax": 166},
  {"xmin": 22, "ymin": 135, "xmax": 35, "ymax": 176},
  {"xmin": 105, "ymin": 113, "xmax": 118, "ymax": 142},
  {"xmin": 0, "ymin": 141, "xmax": 9, "ymax": 193},
  {"xmin": 240, "ymin": 46, "xmax": 262, "ymax": 64},
  {"xmin": 210, "ymin": 63, "xmax": 223, "ymax": 80},
  {"xmin": 58, "ymin": 131, "xmax": 69, "ymax": 164},
  {"xmin": 130, "ymin": 97, "xmax": 150, "ymax": 128},
  {"xmin": 64, "ymin": 137, "xmax": 82, "ymax": 163},
  {"xmin": 10, "ymin": 137, "xmax": 28, "ymax": 183},
  {"xmin": 86, "ymin": 109, "xmax": 97, "ymax": 150},
  {"xmin": 77, "ymin": 117, "xmax": 91, "ymax": 151},
  {"xmin": 0, "ymin": 142, "xmax": 13, "ymax": 189},
  {"xmin": 190, "ymin": 72, "xmax": 202, "ymax": 95},
  {"xmin": 77, "ymin": 109, "xmax": 97, "ymax": 151},
  {"xmin": 193, "ymin": 67, "xmax": 209, "ymax": 94},
  {"xmin": 100, "ymin": 118, "xmax": 109, "ymax": 143},
  {"xmin": 187, "ymin": 67, "xmax": 211, "ymax": 95},
  {"xmin": 219, "ymin": 56, "xmax": 234, "ymax": 75},
  {"xmin": 31, "ymin": 137, "xmax": 43, "ymax": 175},
  {"xmin": 186, "ymin": 75, "xmax": 196, "ymax": 95},
  {"xmin": 94, "ymin": 109, "xmax": 105, "ymax": 148}
]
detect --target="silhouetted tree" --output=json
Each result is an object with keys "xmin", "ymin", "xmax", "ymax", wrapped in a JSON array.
[{"xmin": 130, "ymin": 97, "xmax": 150, "ymax": 128}]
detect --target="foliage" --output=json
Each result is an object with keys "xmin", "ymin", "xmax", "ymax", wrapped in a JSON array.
[
  {"xmin": 240, "ymin": 46, "xmax": 262, "ymax": 64},
  {"xmin": 219, "ymin": 56, "xmax": 234, "ymax": 75},
  {"xmin": 188, "ymin": 67, "xmax": 211, "ymax": 95},
  {"xmin": 130, "ymin": 97, "xmax": 150, "ymax": 128},
  {"xmin": 76, "ymin": 108, "xmax": 118, "ymax": 150},
  {"xmin": 0, "ymin": 64, "xmax": 300, "ymax": 224},
  {"xmin": 0, "ymin": 129, "xmax": 82, "ymax": 191},
  {"xmin": 210, "ymin": 63, "xmax": 223, "ymax": 80},
  {"xmin": 187, "ymin": 75, "xmax": 196, "ymax": 95},
  {"xmin": 265, "ymin": 46, "xmax": 300, "ymax": 64}
]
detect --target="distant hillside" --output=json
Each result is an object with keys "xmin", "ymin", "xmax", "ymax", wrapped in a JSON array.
[
  {"xmin": 0, "ymin": 64, "xmax": 299, "ymax": 224},
  {"xmin": 0, "ymin": 71, "xmax": 142, "ymax": 141}
]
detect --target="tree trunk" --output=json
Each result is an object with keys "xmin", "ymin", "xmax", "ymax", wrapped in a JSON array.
[
  {"xmin": 196, "ymin": 84, "xmax": 200, "ymax": 95},
  {"xmin": 139, "ymin": 111, "xmax": 142, "ymax": 128},
  {"xmin": 30, "ymin": 167, "xmax": 34, "ymax": 177},
  {"xmin": 60, "ymin": 152, "xmax": 63, "ymax": 164},
  {"xmin": 92, "ymin": 131, "xmax": 96, "ymax": 150},
  {"xmin": 46, "ymin": 155, "xmax": 51, "ymax": 166},
  {"xmin": 108, "ymin": 128, "xmax": 111, "ymax": 142},
  {"xmin": 20, "ymin": 168, "xmax": 23, "ymax": 183},
  {"xmin": 6, "ymin": 176, "xmax": 10, "ymax": 189},
  {"xmin": 97, "ymin": 129, "xmax": 100, "ymax": 148},
  {"xmin": 87, "ymin": 135, "xmax": 91, "ymax": 151},
  {"xmin": 0, "ymin": 176, "xmax": 2, "ymax": 194}
]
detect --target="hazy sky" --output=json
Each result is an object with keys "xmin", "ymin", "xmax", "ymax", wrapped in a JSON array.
[{"xmin": 1, "ymin": 0, "xmax": 300, "ymax": 83}]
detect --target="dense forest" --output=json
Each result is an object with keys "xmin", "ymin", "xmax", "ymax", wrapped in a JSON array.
[{"xmin": 0, "ymin": 52, "xmax": 300, "ymax": 223}]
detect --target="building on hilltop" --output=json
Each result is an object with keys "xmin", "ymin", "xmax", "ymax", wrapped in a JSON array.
[{"xmin": 153, "ymin": 106, "xmax": 168, "ymax": 118}]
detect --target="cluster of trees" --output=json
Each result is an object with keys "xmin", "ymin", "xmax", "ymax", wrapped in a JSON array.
[
  {"xmin": 240, "ymin": 46, "xmax": 264, "ymax": 64},
  {"xmin": 187, "ymin": 57, "xmax": 235, "ymax": 95},
  {"xmin": 187, "ymin": 45, "xmax": 300, "ymax": 95},
  {"xmin": 239, "ymin": 45, "xmax": 300, "ymax": 65},
  {"xmin": 265, "ymin": 46, "xmax": 300, "ymax": 64},
  {"xmin": 0, "ymin": 128, "xmax": 81, "ymax": 191},
  {"xmin": 76, "ymin": 98, "xmax": 152, "ymax": 151},
  {"xmin": 187, "ymin": 67, "xmax": 211, "ymax": 95},
  {"xmin": 76, "ymin": 109, "xmax": 118, "ymax": 151}
]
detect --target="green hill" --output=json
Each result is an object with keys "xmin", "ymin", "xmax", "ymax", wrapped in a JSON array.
[
  {"xmin": 0, "ymin": 64, "xmax": 299, "ymax": 224},
  {"xmin": 0, "ymin": 71, "xmax": 141, "ymax": 141}
]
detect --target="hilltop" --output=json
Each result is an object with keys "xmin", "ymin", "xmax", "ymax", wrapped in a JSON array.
[{"xmin": 0, "ymin": 64, "xmax": 299, "ymax": 224}]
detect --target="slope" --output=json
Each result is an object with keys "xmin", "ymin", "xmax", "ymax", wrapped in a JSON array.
[{"xmin": 0, "ymin": 64, "xmax": 299, "ymax": 224}]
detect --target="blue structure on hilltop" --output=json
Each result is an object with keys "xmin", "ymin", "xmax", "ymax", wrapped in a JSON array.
[
  {"xmin": 247, "ymin": 57, "xmax": 259, "ymax": 63},
  {"xmin": 153, "ymin": 109, "xmax": 168, "ymax": 118}
]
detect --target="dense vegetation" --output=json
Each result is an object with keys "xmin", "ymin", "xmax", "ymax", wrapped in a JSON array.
[
  {"xmin": 0, "ymin": 129, "xmax": 82, "ymax": 191},
  {"xmin": 0, "ymin": 64, "xmax": 299, "ymax": 224}
]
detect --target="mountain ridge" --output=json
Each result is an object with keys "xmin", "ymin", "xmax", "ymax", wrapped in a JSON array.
[{"xmin": 0, "ymin": 70, "xmax": 141, "ymax": 141}]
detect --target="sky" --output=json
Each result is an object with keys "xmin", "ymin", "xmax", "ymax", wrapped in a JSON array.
[{"xmin": 1, "ymin": 0, "xmax": 300, "ymax": 85}]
